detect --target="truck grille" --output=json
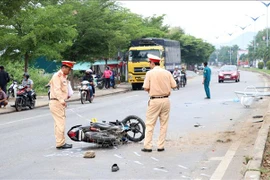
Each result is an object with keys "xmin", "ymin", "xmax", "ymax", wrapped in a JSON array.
[{"xmin": 134, "ymin": 67, "xmax": 150, "ymax": 73}]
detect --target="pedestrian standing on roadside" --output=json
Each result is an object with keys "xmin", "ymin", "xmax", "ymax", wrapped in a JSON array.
[
  {"xmin": 202, "ymin": 62, "xmax": 211, "ymax": 99},
  {"xmin": 103, "ymin": 67, "xmax": 112, "ymax": 89},
  {"xmin": 49, "ymin": 61, "xmax": 76, "ymax": 149},
  {"xmin": 0, "ymin": 66, "xmax": 10, "ymax": 93},
  {"xmin": 141, "ymin": 54, "xmax": 176, "ymax": 152},
  {"xmin": 0, "ymin": 86, "xmax": 8, "ymax": 108}
]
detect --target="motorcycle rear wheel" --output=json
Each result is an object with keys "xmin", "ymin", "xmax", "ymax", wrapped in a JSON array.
[
  {"xmin": 121, "ymin": 115, "xmax": 145, "ymax": 142},
  {"xmin": 15, "ymin": 98, "xmax": 23, "ymax": 112}
]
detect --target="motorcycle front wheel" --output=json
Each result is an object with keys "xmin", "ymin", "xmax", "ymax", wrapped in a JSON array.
[
  {"xmin": 15, "ymin": 98, "xmax": 23, "ymax": 112},
  {"xmin": 29, "ymin": 100, "xmax": 35, "ymax": 109},
  {"xmin": 80, "ymin": 91, "xmax": 87, "ymax": 104},
  {"xmin": 121, "ymin": 115, "xmax": 145, "ymax": 142}
]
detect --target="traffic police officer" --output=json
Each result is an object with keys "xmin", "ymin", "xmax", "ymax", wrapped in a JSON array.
[
  {"xmin": 202, "ymin": 61, "xmax": 211, "ymax": 99},
  {"xmin": 142, "ymin": 54, "xmax": 176, "ymax": 152},
  {"xmin": 49, "ymin": 60, "xmax": 76, "ymax": 149}
]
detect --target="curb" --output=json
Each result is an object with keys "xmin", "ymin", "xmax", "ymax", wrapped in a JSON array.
[
  {"xmin": 0, "ymin": 88, "xmax": 131, "ymax": 115},
  {"xmin": 243, "ymin": 70, "xmax": 270, "ymax": 179},
  {"xmin": 244, "ymin": 104, "xmax": 270, "ymax": 179}
]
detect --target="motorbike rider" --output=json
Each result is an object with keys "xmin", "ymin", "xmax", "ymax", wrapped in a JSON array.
[
  {"xmin": 82, "ymin": 69, "xmax": 95, "ymax": 99},
  {"xmin": 22, "ymin": 72, "xmax": 34, "ymax": 102},
  {"xmin": 172, "ymin": 66, "xmax": 181, "ymax": 84},
  {"xmin": 181, "ymin": 66, "xmax": 187, "ymax": 85}
]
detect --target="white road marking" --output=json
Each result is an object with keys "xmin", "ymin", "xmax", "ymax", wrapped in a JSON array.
[
  {"xmin": 151, "ymin": 157, "xmax": 159, "ymax": 161},
  {"xmin": 134, "ymin": 161, "xmax": 143, "ymax": 165},
  {"xmin": 114, "ymin": 154, "xmax": 123, "ymax": 159},
  {"xmin": 178, "ymin": 165, "xmax": 188, "ymax": 169},
  {"xmin": 153, "ymin": 168, "xmax": 168, "ymax": 173},
  {"xmin": 210, "ymin": 141, "xmax": 241, "ymax": 180},
  {"xmin": 134, "ymin": 152, "xmax": 141, "ymax": 156},
  {"xmin": 181, "ymin": 175, "xmax": 193, "ymax": 179},
  {"xmin": 0, "ymin": 113, "xmax": 51, "ymax": 126},
  {"xmin": 201, "ymin": 173, "xmax": 211, "ymax": 178}
]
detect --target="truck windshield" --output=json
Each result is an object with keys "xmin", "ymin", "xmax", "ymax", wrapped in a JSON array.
[{"xmin": 129, "ymin": 50, "xmax": 160, "ymax": 62}]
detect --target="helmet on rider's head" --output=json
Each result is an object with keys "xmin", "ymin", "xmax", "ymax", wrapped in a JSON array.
[
  {"xmin": 85, "ymin": 69, "xmax": 93, "ymax": 74},
  {"xmin": 175, "ymin": 66, "xmax": 179, "ymax": 69},
  {"xmin": 23, "ymin": 72, "xmax": 30, "ymax": 79}
]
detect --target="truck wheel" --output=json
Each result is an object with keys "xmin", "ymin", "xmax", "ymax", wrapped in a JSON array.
[{"xmin": 132, "ymin": 84, "xmax": 137, "ymax": 90}]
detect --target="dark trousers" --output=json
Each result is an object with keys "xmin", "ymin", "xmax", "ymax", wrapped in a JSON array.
[
  {"xmin": 105, "ymin": 78, "xmax": 110, "ymax": 88},
  {"xmin": 0, "ymin": 85, "xmax": 7, "ymax": 93},
  {"xmin": 91, "ymin": 85, "xmax": 95, "ymax": 94}
]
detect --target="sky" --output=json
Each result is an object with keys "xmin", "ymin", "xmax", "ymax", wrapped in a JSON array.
[{"xmin": 118, "ymin": 1, "xmax": 270, "ymax": 47}]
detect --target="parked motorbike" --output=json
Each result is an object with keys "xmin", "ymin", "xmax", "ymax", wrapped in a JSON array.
[
  {"xmin": 67, "ymin": 115, "xmax": 145, "ymax": 147},
  {"xmin": 96, "ymin": 76, "xmax": 105, "ymax": 90},
  {"xmin": 14, "ymin": 85, "xmax": 36, "ymax": 111},
  {"xmin": 7, "ymin": 77, "xmax": 18, "ymax": 99},
  {"xmin": 79, "ymin": 80, "xmax": 93, "ymax": 104},
  {"xmin": 173, "ymin": 75, "xmax": 180, "ymax": 90}
]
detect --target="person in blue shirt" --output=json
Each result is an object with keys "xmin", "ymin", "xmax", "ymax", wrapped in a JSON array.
[{"xmin": 202, "ymin": 62, "xmax": 211, "ymax": 99}]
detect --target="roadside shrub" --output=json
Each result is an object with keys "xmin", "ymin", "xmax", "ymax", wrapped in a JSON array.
[
  {"xmin": 3, "ymin": 60, "xmax": 52, "ymax": 95},
  {"xmin": 258, "ymin": 62, "xmax": 264, "ymax": 69},
  {"xmin": 267, "ymin": 61, "xmax": 270, "ymax": 70}
]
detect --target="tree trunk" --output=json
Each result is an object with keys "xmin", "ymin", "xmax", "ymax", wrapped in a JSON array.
[{"xmin": 24, "ymin": 52, "xmax": 29, "ymax": 72}]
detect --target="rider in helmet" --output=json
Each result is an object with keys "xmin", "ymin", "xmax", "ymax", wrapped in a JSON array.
[
  {"xmin": 82, "ymin": 69, "xmax": 95, "ymax": 99},
  {"xmin": 172, "ymin": 66, "xmax": 181, "ymax": 79},
  {"xmin": 22, "ymin": 72, "xmax": 34, "ymax": 102},
  {"xmin": 181, "ymin": 66, "xmax": 187, "ymax": 85}
]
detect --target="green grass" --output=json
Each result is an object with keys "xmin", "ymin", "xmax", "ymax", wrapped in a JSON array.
[{"xmin": 240, "ymin": 67, "xmax": 270, "ymax": 75}]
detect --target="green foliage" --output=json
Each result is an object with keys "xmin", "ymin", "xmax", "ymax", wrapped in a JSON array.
[
  {"xmin": 0, "ymin": 0, "xmax": 216, "ymax": 73},
  {"xmin": 73, "ymin": 70, "xmax": 84, "ymax": 79},
  {"xmin": 258, "ymin": 62, "xmax": 264, "ymax": 69},
  {"xmin": 3, "ymin": 60, "xmax": 52, "ymax": 95},
  {"xmin": 266, "ymin": 61, "xmax": 270, "ymax": 70},
  {"xmin": 0, "ymin": 2, "xmax": 78, "ymax": 72},
  {"xmin": 213, "ymin": 45, "xmax": 239, "ymax": 65}
]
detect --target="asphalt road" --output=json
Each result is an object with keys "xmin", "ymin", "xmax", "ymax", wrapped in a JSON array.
[{"xmin": 0, "ymin": 68, "xmax": 269, "ymax": 180}]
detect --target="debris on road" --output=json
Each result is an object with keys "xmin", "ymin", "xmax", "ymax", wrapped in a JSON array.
[
  {"xmin": 83, "ymin": 151, "xmax": 95, "ymax": 158},
  {"xmin": 111, "ymin": 164, "xmax": 119, "ymax": 172},
  {"xmin": 194, "ymin": 123, "xmax": 201, "ymax": 127},
  {"xmin": 253, "ymin": 115, "xmax": 263, "ymax": 118},
  {"xmin": 216, "ymin": 139, "xmax": 232, "ymax": 143},
  {"xmin": 253, "ymin": 120, "xmax": 264, "ymax": 123}
]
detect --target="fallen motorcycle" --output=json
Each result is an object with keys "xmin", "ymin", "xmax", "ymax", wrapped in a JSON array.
[{"xmin": 67, "ymin": 115, "xmax": 145, "ymax": 147}]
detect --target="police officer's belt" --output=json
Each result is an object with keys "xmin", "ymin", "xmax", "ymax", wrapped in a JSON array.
[
  {"xmin": 50, "ymin": 98, "xmax": 58, "ymax": 101},
  {"xmin": 150, "ymin": 96, "xmax": 168, "ymax": 99}
]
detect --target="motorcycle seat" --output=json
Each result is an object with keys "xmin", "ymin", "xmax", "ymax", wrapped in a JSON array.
[{"xmin": 92, "ymin": 123, "xmax": 119, "ymax": 130}]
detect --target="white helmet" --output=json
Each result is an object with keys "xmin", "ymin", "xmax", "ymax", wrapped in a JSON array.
[
  {"xmin": 175, "ymin": 66, "xmax": 179, "ymax": 69},
  {"xmin": 85, "ymin": 69, "xmax": 93, "ymax": 73}
]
